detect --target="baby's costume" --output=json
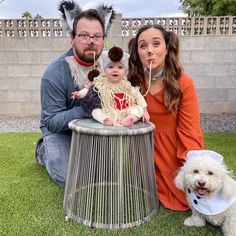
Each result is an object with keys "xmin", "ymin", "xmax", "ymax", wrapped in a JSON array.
[{"xmin": 80, "ymin": 46, "xmax": 147, "ymax": 125}]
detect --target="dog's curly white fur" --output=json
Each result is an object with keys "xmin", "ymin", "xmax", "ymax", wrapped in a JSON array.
[{"xmin": 175, "ymin": 150, "xmax": 236, "ymax": 236}]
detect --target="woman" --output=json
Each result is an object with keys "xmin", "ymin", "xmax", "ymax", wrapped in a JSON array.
[{"xmin": 128, "ymin": 24, "xmax": 204, "ymax": 211}]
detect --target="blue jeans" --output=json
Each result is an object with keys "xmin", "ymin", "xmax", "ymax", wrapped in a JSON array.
[{"xmin": 43, "ymin": 134, "xmax": 71, "ymax": 187}]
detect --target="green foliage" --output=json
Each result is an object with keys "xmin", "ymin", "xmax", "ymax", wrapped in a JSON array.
[
  {"xmin": 179, "ymin": 0, "xmax": 236, "ymax": 16},
  {"xmin": 0, "ymin": 132, "xmax": 235, "ymax": 236},
  {"xmin": 22, "ymin": 11, "xmax": 33, "ymax": 19},
  {"xmin": 21, "ymin": 12, "xmax": 43, "ymax": 19},
  {"xmin": 34, "ymin": 14, "xmax": 43, "ymax": 20},
  {"xmin": 104, "ymin": 39, "xmax": 110, "ymax": 50}
]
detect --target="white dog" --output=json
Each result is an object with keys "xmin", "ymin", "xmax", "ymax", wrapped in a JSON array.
[{"xmin": 175, "ymin": 150, "xmax": 236, "ymax": 236}]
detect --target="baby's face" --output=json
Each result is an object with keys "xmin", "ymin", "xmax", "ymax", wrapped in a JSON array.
[{"xmin": 105, "ymin": 62, "xmax": 126, "ymax": 84}]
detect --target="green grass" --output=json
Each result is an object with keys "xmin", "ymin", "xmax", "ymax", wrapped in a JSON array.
[{"xmin": 0, "ymin": 132, "xmax": 236, "ymax": 236}]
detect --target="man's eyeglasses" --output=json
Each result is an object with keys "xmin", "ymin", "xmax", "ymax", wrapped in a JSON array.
[{"xmin": 76, "ymin": 33, "xmax": 104, "ymax": 44}]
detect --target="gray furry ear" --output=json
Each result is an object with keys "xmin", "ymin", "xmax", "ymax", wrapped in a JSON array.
[
  {"xmin": 58, "ymin": 1, "xmax": 115, "ymax": 37},
  {"xmin": 96, "ymin": 4, "xmax": 116, "ymax": 36},
  {"xmin": 58, "ymin": 0, "xmax": 82, "ymax": 35}
]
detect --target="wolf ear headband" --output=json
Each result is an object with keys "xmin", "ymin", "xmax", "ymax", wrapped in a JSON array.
[{"xmin": 58, "ymin": 0, "xmax": 116, "ymax": 36}]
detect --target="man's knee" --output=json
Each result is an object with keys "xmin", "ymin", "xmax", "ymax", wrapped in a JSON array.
[
  {"xmin": 43, "ymin": 134, "xmax": 71, "ymax": 187},
  {"xmin": 46, "ymin": 158, "xmax": 67, "ymax": 187}
]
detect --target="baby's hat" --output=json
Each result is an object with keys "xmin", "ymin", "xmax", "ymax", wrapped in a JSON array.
[{"xmin": 101, "ymin": 46, "xmax": 129, "ymax": 71}]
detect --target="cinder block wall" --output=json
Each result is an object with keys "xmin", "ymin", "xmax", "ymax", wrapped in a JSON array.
[
  {"xmin": 0, "ymin": 38, "xmax": 71, "ymax": 115},
  {"xmin": 0, "ymin": 34, "xmax": 235, "ymax": 115},
  {"xmin": 180, "ymin": 36, "xmax": 236, "ymax": 113}
]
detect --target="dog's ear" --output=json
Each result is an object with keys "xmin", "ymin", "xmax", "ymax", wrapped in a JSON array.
[
  {"xmin": 174, "ymin": 169, "xmax": 185, "ymax": 191},
  {"xmin": 221, "ymin": 172, "xmax": 236, "ymax": 199}
]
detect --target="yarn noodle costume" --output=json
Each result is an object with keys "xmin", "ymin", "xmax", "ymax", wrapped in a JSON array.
[{"xmin": 80, "ymin": 46, "xmax": 147, "ymax": 125}]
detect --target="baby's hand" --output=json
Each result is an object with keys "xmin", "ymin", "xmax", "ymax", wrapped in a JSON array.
[{"xmin": 71, "ymin": 91, "xmax": 81, "ymax": 100}]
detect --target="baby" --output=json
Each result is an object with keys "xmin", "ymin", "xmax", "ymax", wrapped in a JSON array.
[{"xmin": 72, "ymin": 46, "xmax": 149, "ymax": 127}]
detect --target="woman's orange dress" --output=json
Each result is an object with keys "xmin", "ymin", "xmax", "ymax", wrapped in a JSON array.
[{"xmin": 145, "ymin": 73, "xmax": 204, "ymax": 211}]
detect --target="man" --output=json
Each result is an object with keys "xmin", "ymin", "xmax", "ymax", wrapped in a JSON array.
[{"xmin": 35, "ymin": 1, "xmax": 115, "ymax": 187}]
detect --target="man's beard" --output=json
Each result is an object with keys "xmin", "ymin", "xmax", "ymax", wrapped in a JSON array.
[{"xmin": 74, "ymin": 44, "xmax": 101, "ymax": 63}]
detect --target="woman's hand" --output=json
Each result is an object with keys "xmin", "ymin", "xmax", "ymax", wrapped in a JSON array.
[{"xmin": 142, "ymin": 108, "xmax": 150, "ymax": 122}]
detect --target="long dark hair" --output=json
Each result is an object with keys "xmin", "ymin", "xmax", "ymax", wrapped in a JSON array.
[{"xmin": 128, "ymin": 24, "xmax": 183, "ymax": 112}]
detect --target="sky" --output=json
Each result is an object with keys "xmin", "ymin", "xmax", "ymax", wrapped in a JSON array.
[{"xmin": 0, "ymin": 0, "xmax": 186, "ymax": 19}]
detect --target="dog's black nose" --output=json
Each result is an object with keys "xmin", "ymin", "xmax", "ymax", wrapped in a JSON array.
[{"xmin": 198, "ymin": 181, "xmax": 205, "ymax": 187}]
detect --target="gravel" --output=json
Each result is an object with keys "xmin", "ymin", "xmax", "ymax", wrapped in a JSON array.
[
  {"xmin": 0, "ymin": 115, "xmax": 40, "ymax": 132},
  {"xmin": 0, "ymin": 113, "xmax": 235, "ymax": 132},
  {"xmin": 200, "ymin": 113, "xmax": 236, "ymax": 132}
]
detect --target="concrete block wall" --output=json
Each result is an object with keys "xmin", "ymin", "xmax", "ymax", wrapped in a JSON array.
[
  {"xmin": 0, "ymin": 37, "xmax": 71, "ymax": 115},
  {"xmin": 0, "ymin": 34, "xmax": 235, "ymax": 115},
  {"xmin": 179, "ymin": 36, "xmax": 236, "ymax": 113}
]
